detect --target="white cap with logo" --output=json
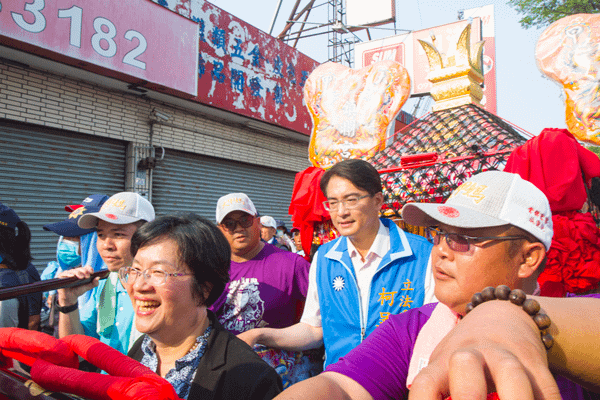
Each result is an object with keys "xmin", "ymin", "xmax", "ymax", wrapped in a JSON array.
[
  {"xmin": 260, "ymin": 216, "xmax": 277, "ymax": 229},
  {"xmin": 401, "ymin": 171, "xmax": 553, "ymax": 250},
  {"xmin": 78, "ymin": 192, "xmax": 155, "ymax": 229},
  {"xmin": 215, "ymin": 193, "xmax": 258, "ymax": 224}
]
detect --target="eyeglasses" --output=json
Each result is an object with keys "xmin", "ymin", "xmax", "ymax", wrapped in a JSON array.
[
  {"xmin": 220, "ymin": 215, "xmax": 255, "ymax": 231},
  {"xmin": 119, "ymin": 266, "xmax": 192, "ymax": 286},
  {"xmin": 323, "ymin": 195, "xmax": 371, "ymax": 211},
  {"xmin": 426, "ymin": 227, "xmax": 528, "ymax": 253}
]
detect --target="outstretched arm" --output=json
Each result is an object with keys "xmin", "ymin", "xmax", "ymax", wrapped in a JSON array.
[
  {"xmin": 542, "ymin": 296, "xmax": 600, "ymax": 390},
  {"xmin": 237, "ymin": 321, "xmax": 323, "ymax": 352},
  {"xmin": 239, "ymin": 255, "xmax": 323, "ymax": 352},
  {"xmin": 274, "ymin": 372, "xmax": 372, "ymax": 400},
  {"xmin": 408, "ymin": 296, "xmax": 600, "ymax": 400}
]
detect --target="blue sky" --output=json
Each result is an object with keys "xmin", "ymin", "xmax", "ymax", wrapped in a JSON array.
[{"xmin": 207, "ymin": 0, "xmax": 567, "ymax": 136}]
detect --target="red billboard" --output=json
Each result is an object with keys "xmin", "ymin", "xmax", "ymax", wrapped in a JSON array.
[
  {"xmin": 355, "ymin": 7, "xmax": 497, "ymax": 114},
  {"xmin": 362, "ymin": 43, "xmax": 405, "ymax": 66},
  {"xmin": 0, "ymin": 0, "xmax": 199, "ymax": 96},
  {"xmin": 356, "ymin": 19, "xmax": 482, "ymax": 96},
  {"xmin": 161, "ymin": 0, "xmax": 320, "ymax": 135}
]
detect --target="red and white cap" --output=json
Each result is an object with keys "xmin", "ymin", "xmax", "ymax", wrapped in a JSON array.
[
  {"xmin": 215, "ymin": 193, "xmax": 258, "ymax": 223},
  {"xmin": 78, "ymin": 192, "xmax": 155, "ymax": 229},
  {"xmin": 401, "ymin": 171, "xmax": 553, "ymax": 250}
]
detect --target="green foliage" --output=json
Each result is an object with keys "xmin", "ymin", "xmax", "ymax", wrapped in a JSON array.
[
  {"xmin": 585, "ymin": 144, "xmax": 600, "ymax": 158},
  {"xmin": 508, "ymin": 0, "xmax": 600, "ymax": 29}
]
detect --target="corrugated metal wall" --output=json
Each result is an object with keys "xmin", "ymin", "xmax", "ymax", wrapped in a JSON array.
[
  {"xmin": 152, "ymin": 148, "xmax": 297, "ymax": 227},
  {"xmin": 0, "ymin": 122, "xmax": 126, "ymax": 271}
]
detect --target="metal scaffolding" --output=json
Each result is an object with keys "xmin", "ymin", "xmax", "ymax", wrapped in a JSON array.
[
  {"xmin": 326, "ymin": 0, "xmax": 359, "ymax": 66},
  {"xmin": 274, "ymin": 0, "xmax": 375, "ymax": 67}
]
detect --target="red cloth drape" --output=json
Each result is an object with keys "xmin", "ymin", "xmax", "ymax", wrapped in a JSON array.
[
  {"xmin": 504, "ymin": 128, "xmax": 600, "ymax": 212},
  {"xmin": 504, "ymin": 128, "xmax": 600, "ymax": 296},
  {"xmin": 537, "ymin": 211, "xmax": 600, "ymax": 297},
  {"xmin": 288, "ymin": 167, "xmax": 330, "ymax": 259}
]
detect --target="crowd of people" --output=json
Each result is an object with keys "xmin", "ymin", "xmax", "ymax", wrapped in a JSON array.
[{"xmin": 0, "ymin": 159, "xmax": 599, "ymax": 399}]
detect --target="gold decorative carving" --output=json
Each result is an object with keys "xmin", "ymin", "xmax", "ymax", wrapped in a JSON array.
[{"xmin": 418, "ymin": 24, "xmax": 485, "ymax": 111}]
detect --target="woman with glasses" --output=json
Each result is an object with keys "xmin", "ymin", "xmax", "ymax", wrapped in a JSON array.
[{"xmin": 122, "ymin": 213, "xmax": 282, "ymax": 400}]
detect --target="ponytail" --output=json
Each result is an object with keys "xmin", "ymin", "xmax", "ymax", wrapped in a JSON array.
[
  {"xmin": 0, "ymin": 221, "xmax": 32, "ymax": 271},
  {"xmin": 14, "ymin": 221, "xmax": 32, "ymax": 270}
]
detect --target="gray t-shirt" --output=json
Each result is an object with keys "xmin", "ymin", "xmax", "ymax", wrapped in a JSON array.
[
  {"xmin": 0, "ymin": 268, "xmax": 27, "ymax": 328},
  {"xmin": 0, "ymin": 297, "xmax": 19, "ymax": 327}
]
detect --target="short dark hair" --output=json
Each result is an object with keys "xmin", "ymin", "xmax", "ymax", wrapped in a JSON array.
[
  {"xmin": 0, "ymin": 221, "xmax": 32, "ymax": 271},
  {"xmin": 130, "ymin": 213, "xmax": 231, "ymax": 307},
  {"xmin": 320, "ymin": 159, "xmax": 382, "ymax": 197}
]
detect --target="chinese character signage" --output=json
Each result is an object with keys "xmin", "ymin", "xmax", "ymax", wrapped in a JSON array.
[
  {"xmin": 157, "ymin": 0, "xmax": 319, "ymax": 135},
  {"xmin": 378, "ymin": 279, "xmax": 414, "ymax": 325}
]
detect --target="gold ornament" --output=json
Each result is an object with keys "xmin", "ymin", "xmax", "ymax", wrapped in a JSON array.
[{"xmin": 418, "ymin": 24, "xmax": 485, "ymax": 111}]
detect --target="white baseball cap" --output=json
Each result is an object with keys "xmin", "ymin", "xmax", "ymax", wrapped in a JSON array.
[
  {"xmin": 78, "ymin": 192, "xmax": 155, "ymax": 229},
  {"xmin": 401, "ymin": 171, "xmax": 553, "ymax": 250},
  {"xmin": 216, "ymin": 193, "xmax": 258, "ymax": 223},
  {"xmin": 260, "ymin": 216, "xmax": 277, "ymax": 229}
]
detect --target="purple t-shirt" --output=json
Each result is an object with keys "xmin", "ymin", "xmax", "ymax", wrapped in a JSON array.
[
  {"xmin": 209, "ymin": 243, "xmax": 310, "ymax": 335},
  {"xmin": 328, "ymin": 295, "xmax": 600, "ymax": 400}
]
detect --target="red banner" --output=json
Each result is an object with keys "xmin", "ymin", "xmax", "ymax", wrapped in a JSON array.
[
  {"xmin": 163, "ymin": 0, "xmax": 320, "ymax": 135},
  {"xmin": 0, "ymin": 0, "xmax": 199, "ymax": 96}
]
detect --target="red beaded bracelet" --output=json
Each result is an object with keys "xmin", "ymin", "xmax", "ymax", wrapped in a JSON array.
[{"xmin": 465, "ymin": 285, "xmax": 554, "ymax": 350}]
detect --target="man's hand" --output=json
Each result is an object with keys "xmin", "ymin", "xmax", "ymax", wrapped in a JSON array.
[
  {"xmin": 408, "ymin": 300, "xmax": 561, "ymax": 400},
  {"xmin": 56, "ymin": 266, "xmax": 99, "ymax": 307},
  {"xmin": 47, "ymin": 293, "xmax": 55, "ymax": 308}
]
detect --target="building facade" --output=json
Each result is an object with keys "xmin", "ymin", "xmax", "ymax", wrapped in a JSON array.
[{"xmin": 0, "ymin": 0, "xmax": 316, "ymax": 267}]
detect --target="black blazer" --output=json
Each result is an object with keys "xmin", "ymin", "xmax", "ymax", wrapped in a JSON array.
[{"xmin": 128, "ymin": 311, "xmax": 283, "ymax": 400}]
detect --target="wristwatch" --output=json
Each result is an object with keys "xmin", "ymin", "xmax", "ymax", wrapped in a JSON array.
[{"xmin": 56, "ymin": 302, "xmax": 78, "ymax": 314}]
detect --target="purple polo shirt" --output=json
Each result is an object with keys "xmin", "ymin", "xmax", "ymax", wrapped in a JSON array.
[
  {"xmin": 209, "ymin": 243, "xmax": 310, "ymax": 334},
  {"xmin": 328, "ymin": 295, "xmax": 600, "ymax": 400}
]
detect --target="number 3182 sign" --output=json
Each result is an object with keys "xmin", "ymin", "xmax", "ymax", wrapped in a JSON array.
[{"xmin": 0, "ymin": 0, "xmax": 199, "ymax": 96}]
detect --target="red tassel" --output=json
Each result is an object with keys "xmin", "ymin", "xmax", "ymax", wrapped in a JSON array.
[
  {"xmin": 62, "ymin": 335, "xmax": 154, "ymax": 377},
  {"xmin": 108, "ymin": 375, "xmax": 180, "ymax": 400},
  {"xmin": 0, "ymin": 328, "xmax": 184, "ymax": 400},
  {"xmin": 0, "ymin": 328, "xmax": 78, "ymax": 369},
  {"xmin": 31, "ymin": 358, "xmax": 119, "ymax": 400}
]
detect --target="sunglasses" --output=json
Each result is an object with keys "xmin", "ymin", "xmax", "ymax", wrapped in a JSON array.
[
  {"xmin": 426, "ymin": 227, "xmax": 528, "ymax": 253},
  {"xmin": 220, "ymin": 215, "xmax": 255, "ymax": 231}
]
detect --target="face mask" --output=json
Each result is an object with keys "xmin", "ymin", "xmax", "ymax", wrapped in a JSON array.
[
  {"xmin": 57, "ymin": 239, "xmax": 81, "ymax": 270},
  {"xmin": 277, "ymin": 229, "xmax": 284, "ymax": 237}
]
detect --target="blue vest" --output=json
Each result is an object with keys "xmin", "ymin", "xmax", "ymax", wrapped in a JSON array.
[{"xmin": 316, "ymin": 218, "xmax": 432, "ymax": 367}]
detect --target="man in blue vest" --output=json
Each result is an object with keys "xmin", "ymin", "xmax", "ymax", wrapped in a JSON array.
[
  {"xmin": 238, "ymin": 159, "xmax": 435, "ymax": 368},
  {"xmin": 273, "ymin": 171, "xmax": 598, "ymax": 400}
]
